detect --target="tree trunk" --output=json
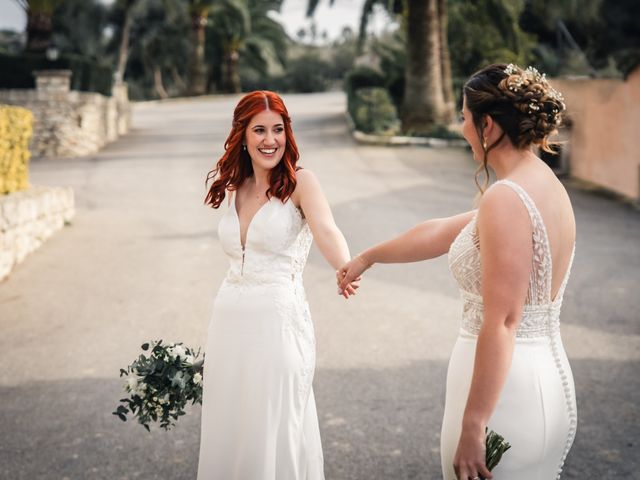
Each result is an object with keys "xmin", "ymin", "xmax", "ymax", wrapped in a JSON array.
[
  {"xmin": 188, "ymin": 12, "xmax": 208, "ymax": 95},
  {"xmin": 401, "ymin": 0, "xmax": 447, "ymax": 134},
  {"xmin": 153, "ymin": 65, "xmax": 169, "ymax": 99},
  {"xmin": 25, "ymin": 11, "xmax": 53, "ymax": 53},
  {"xmin": 171, "ymin": 66, "xmax": 187, "ymax": 94},
  {"xmin": 438, "ymin": 0, "xmax": 456, "ymax": 123},
  {"xmin": 222, "ymin": 46, "xmax": 241, "ymax": 94},
  {"xmin": 114, "ymin": 4, "xmax": 133, "ymax": 84}
]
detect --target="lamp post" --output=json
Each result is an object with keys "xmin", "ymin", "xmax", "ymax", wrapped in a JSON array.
[{"xmin": 45, "ymin": 43, "xmax": 59, "ymax": 62}]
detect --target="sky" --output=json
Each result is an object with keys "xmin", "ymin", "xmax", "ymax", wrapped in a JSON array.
[{"xmin": 0, "ymin": 0, "xmax": 392, "ymax": 41}]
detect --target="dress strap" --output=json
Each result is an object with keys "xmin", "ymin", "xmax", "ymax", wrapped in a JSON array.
[
  {"xmin": 552, "ymin": 244, "xmax": 575, "ymax": 303},
  {"xmin": 491, "ymin": 179, "xmax": 554, "ymax": 303}
]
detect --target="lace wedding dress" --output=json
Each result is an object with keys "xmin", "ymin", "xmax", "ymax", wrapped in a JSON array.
[
  {"xmin": 442, "ymin": 179, "xmax": 577, "ymax": 479},
  {"xmin": 197, "ymin": 194, "xmax": 324, "ymax": 480}
]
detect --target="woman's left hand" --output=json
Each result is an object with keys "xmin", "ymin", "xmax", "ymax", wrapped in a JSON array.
[
  {"xmin": 453, "ymin": 425, "xmax": 493, "ymax": 480},
  {"xmin": 336, "ymin": 255, "xmax": 370, "ymax": 294},
  {"xmin": 339, "ymin": 278, "xmax": 361, "ymax": 299}
]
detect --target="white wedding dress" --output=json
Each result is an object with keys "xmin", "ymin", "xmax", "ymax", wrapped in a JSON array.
[
  {"xmin": 442, "ymin": 179, "xmax": 577, "ymax": 479},
  {"xmin": 197, "ymin": 194, "xmax": 324, "ymax": 480}
]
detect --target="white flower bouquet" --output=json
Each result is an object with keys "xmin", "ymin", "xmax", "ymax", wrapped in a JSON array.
[{"xmin": 113, "ymin": 340, "xmax": 204, "ymax": 431}]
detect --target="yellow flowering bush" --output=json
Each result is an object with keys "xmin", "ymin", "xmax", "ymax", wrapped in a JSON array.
[{"xmin": 0, "ymin": 105, "xmax": 33, "ymax": 195}]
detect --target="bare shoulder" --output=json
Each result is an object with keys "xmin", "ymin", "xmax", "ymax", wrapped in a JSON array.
[
  {"xmin": 291, "ymin": 168, "xmax": 321, "ymax": 205},
  {"xmin": 295, "ymin": 168, "xmax": 318, "ymax": 185},
  {"xmin": 476, "ymin": 183, "xmax": 532, "ymax": 239}
]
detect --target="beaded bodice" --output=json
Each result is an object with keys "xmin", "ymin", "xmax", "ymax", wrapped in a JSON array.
[
  {"xmin": 218, "ymin": 195, "xmax": 312, "ymax": 286},
  {"xmin": 448, "ymin": 179, "xmax": 575, "ymax": 338}
]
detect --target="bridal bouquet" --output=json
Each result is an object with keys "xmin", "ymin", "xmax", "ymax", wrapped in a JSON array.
[
  {"xmin": 113, "ymin": 340, "xmax": 204, "ymax": 431},
  {"xmin": 486, "ymin": 428, "xmax": 511, "ymax": 472}
]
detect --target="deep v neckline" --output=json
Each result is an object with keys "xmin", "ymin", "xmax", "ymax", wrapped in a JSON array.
[{"xmin": 233, "ymin": 194, "xmax": 272, "ymax": 250}]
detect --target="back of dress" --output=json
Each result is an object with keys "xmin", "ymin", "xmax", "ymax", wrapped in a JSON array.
[
  {"xmin": 448, "ymin": 179, "xmax": 575, "ymax": 337},
  {"xmin": 441, "ymin": 179, "xmax": 577, "ymax": 480}
]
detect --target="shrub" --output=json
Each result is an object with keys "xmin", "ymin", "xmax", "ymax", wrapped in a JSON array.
[
  {"xmin": 351, "ymin": 87, "xmax": 400, "ymax": 135},
  {"xmin": 0, "ymin": 53, "xmax": 113, "ymax": 96},
  {"xmin": 283, "ymin": 53, "xmax": 332, "ymax": 93},
  {"xmin": 343, "ymin": 66, "xmax": 386, "ymax": 122},
  {"xmin": 0, "ymin": 105, "xmax": 33, "ymax": 195}
]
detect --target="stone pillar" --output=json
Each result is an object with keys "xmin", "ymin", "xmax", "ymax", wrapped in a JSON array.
[
  {"xmin": 112, "ymin": 81, "xmax": 131, "ymax": 136},
  {"xmin": 30, "ymin": 70, "xmax": 75, "ymax": 157},
  {"xmin": 34, "ymin": 69, "xmax": 72, "ymax": 101}
]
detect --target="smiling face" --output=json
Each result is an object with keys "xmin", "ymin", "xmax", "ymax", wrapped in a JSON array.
[{"xmin": 244, "ymin": 109, "xmax": 286, "ymax": 172}]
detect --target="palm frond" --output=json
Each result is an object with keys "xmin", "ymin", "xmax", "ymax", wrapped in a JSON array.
[
  {"xmin": 306, "ymin": 0, "xmax": 336, "ymax": 17},
  {"xmin": 249, "ymin": 15, "xmax": 287, "ymax": 65},
  {"xmin": 241, "ymin": 37, "xmax": 269, "ymax": 76}
]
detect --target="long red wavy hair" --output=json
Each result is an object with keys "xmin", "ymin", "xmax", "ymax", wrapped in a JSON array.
[{"xmin": 204, "ymin": 91, "xmax": 300, "ymax": 208}]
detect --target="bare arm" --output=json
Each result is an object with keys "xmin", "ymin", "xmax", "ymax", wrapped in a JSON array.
[
  {"xmin": 296, "ymin": 169, "xmax": 351, "ymax": 269},
  {"xmin": 337, "ymin": 210, "xmax": 475, "ymax": 290},
  {"xmin": 294, "ymin": 170, "xmax": 359, "ymax": 298},
  {"xmin": 453, "ymin": 185, "xmax": 532, "ymax": 480}
]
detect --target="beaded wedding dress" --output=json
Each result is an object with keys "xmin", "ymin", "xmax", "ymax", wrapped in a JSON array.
[
  {"xmin": 197, "ymin": 194, "xmax": 324, "ymax": 480},
  {"xmin": 442, "ymin": 179, "xmax": 577, "ymax": 479}
]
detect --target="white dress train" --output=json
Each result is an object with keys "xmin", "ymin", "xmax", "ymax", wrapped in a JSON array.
[
  {"xmin": 197, "ymin": 195, "xmax": 324, "ymax": 480},
  {"xmin": 442, "ymin": 179, "xmax": 577, "ymax": 479}
]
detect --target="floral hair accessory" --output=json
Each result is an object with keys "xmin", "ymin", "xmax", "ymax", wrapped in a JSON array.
[{"xmin": 503, "ymin": 64, "xmax": 565, "ymax": 125}]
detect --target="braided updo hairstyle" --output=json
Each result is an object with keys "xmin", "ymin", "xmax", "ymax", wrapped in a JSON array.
[{"xmin": 464, "ymin": 63, "xmax": 566, "ymax": 193}]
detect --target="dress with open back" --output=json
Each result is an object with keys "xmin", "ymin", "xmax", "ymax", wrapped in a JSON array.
[{"xmin": 442, "ymin": 179, "xmax": 577, "ymax": 479}]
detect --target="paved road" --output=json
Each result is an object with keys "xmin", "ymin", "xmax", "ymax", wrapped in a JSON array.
[{"xmin": 1, "ymin": 92, "xmax": 638, "ymax": 479}]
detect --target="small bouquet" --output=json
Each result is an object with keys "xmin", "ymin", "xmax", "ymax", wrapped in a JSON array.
[
  {"xmin": 485, "ymin": 428, "xmax": 511, "ymax": 472},
  {"xmin": 113, "ymin": 340, "xmax": 204, "ymax": 431}
]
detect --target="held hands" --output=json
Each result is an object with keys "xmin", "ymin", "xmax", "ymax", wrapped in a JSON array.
[
  {"xmin": 337, "ymin": 276, "xmax": 361, "ymax": 299},
  {"xmin": 453, "ymin": 424, "xmax": 493, "ymax": 480},
  {"xmin": 336, "ymin": 254, "xmax": 371, "ymax": 298}
]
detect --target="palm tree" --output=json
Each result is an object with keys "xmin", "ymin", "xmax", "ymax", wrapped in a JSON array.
[
  {"xmin": 50, "ymin": 0, "xmax": 110, "ymax": 59},
  {"xmin": 187, "ymin": 0, "xmax": 214, "ymax": 95},
  {"xmin": 438, "ymin": 0, "xmax": 455, "ymax": 123},
  {"xmin": 208, "ymin": 0, "xmax": 286, "ymax": 93},
  {"xmin": 108, "ymin": 0, "xmax": 191, "ymax": 99},
  {"xmin": 113, "ymin": 0, "xmax": 139, "ymax": 84},
  {"xmin": 401, "ymin": 0, "xmax": 448, "ymax": 132},
  {"xmin": 128, "ymin": 0, "xmax": 191, "ymax": 98},
  {"xmin": 309, "ymin": 0, "xmax": 455, "ymax": 133},
  {"xmin": 12, "ymin": 0, "xmax": 63, "ymax": 53}
]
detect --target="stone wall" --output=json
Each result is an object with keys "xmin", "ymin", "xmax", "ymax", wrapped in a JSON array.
[
  {"xmin": 0, "ymin": 70, "xmax": 131, "ymax": 158},
  {"xmin": 0, "ymin": 185, "xmax": 75, "ymax": 281},
  {"xmin": 553, "ymin": 68, "xmax": 640, "ymax": 201}
]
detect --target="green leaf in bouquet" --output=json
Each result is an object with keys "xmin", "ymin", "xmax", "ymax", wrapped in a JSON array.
[
  {"xmin": 114, "ymin": 412, "xmax": 127, "ymax": 422},
  {"xmin": 119, "ymin": 369, "xmax": 128, "ymax": 377},
  {"xmin": 485, "ymin": 428, "xmax": 511, "ymax": 472},
  {"xmin": 141, "ymin": 343, "xmax": 149, "ymax": 351}
]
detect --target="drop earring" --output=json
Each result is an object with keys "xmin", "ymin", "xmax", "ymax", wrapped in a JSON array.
[
  {"xmin": 242, "ymin": 144, "xmax": 247, "ymax": 150},
  {"xmin": 482, "ymin": 139, "xmax": 487, "ymax": 150}
]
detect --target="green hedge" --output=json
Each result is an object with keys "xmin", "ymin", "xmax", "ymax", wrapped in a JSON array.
[
  {"xmin": 344, "ymin": 66, "xmax": 385, "ymax": 120},
  {"xmin": 351, "ymin": 87, "xmax": 400, "ymax": 135},
  {"xmin": 0, "ymin": 53, "xmax": 113, "ymax": 96},
  {"xmin": 0, "ymin": 105, "xmax": 33, "ymax": 195}
]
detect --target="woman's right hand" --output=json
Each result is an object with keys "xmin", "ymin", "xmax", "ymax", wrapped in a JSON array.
[{"xmin": 337, "ymin": 255, "xmax": 371, "ymax": 294}]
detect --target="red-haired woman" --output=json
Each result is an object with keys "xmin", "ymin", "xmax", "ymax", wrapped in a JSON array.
[{"xmin": 197, "ymin": 91, "xmax": 358, "ymax": 480}]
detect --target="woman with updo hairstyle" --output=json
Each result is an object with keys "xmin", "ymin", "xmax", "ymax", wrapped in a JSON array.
[
  {"xmin": 197, "ymin": 91, "xmax": 359, "ymax": 480},
  {"xmin": 338, "ymin": 64, "xmax": 577, "ymax": 479}
]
